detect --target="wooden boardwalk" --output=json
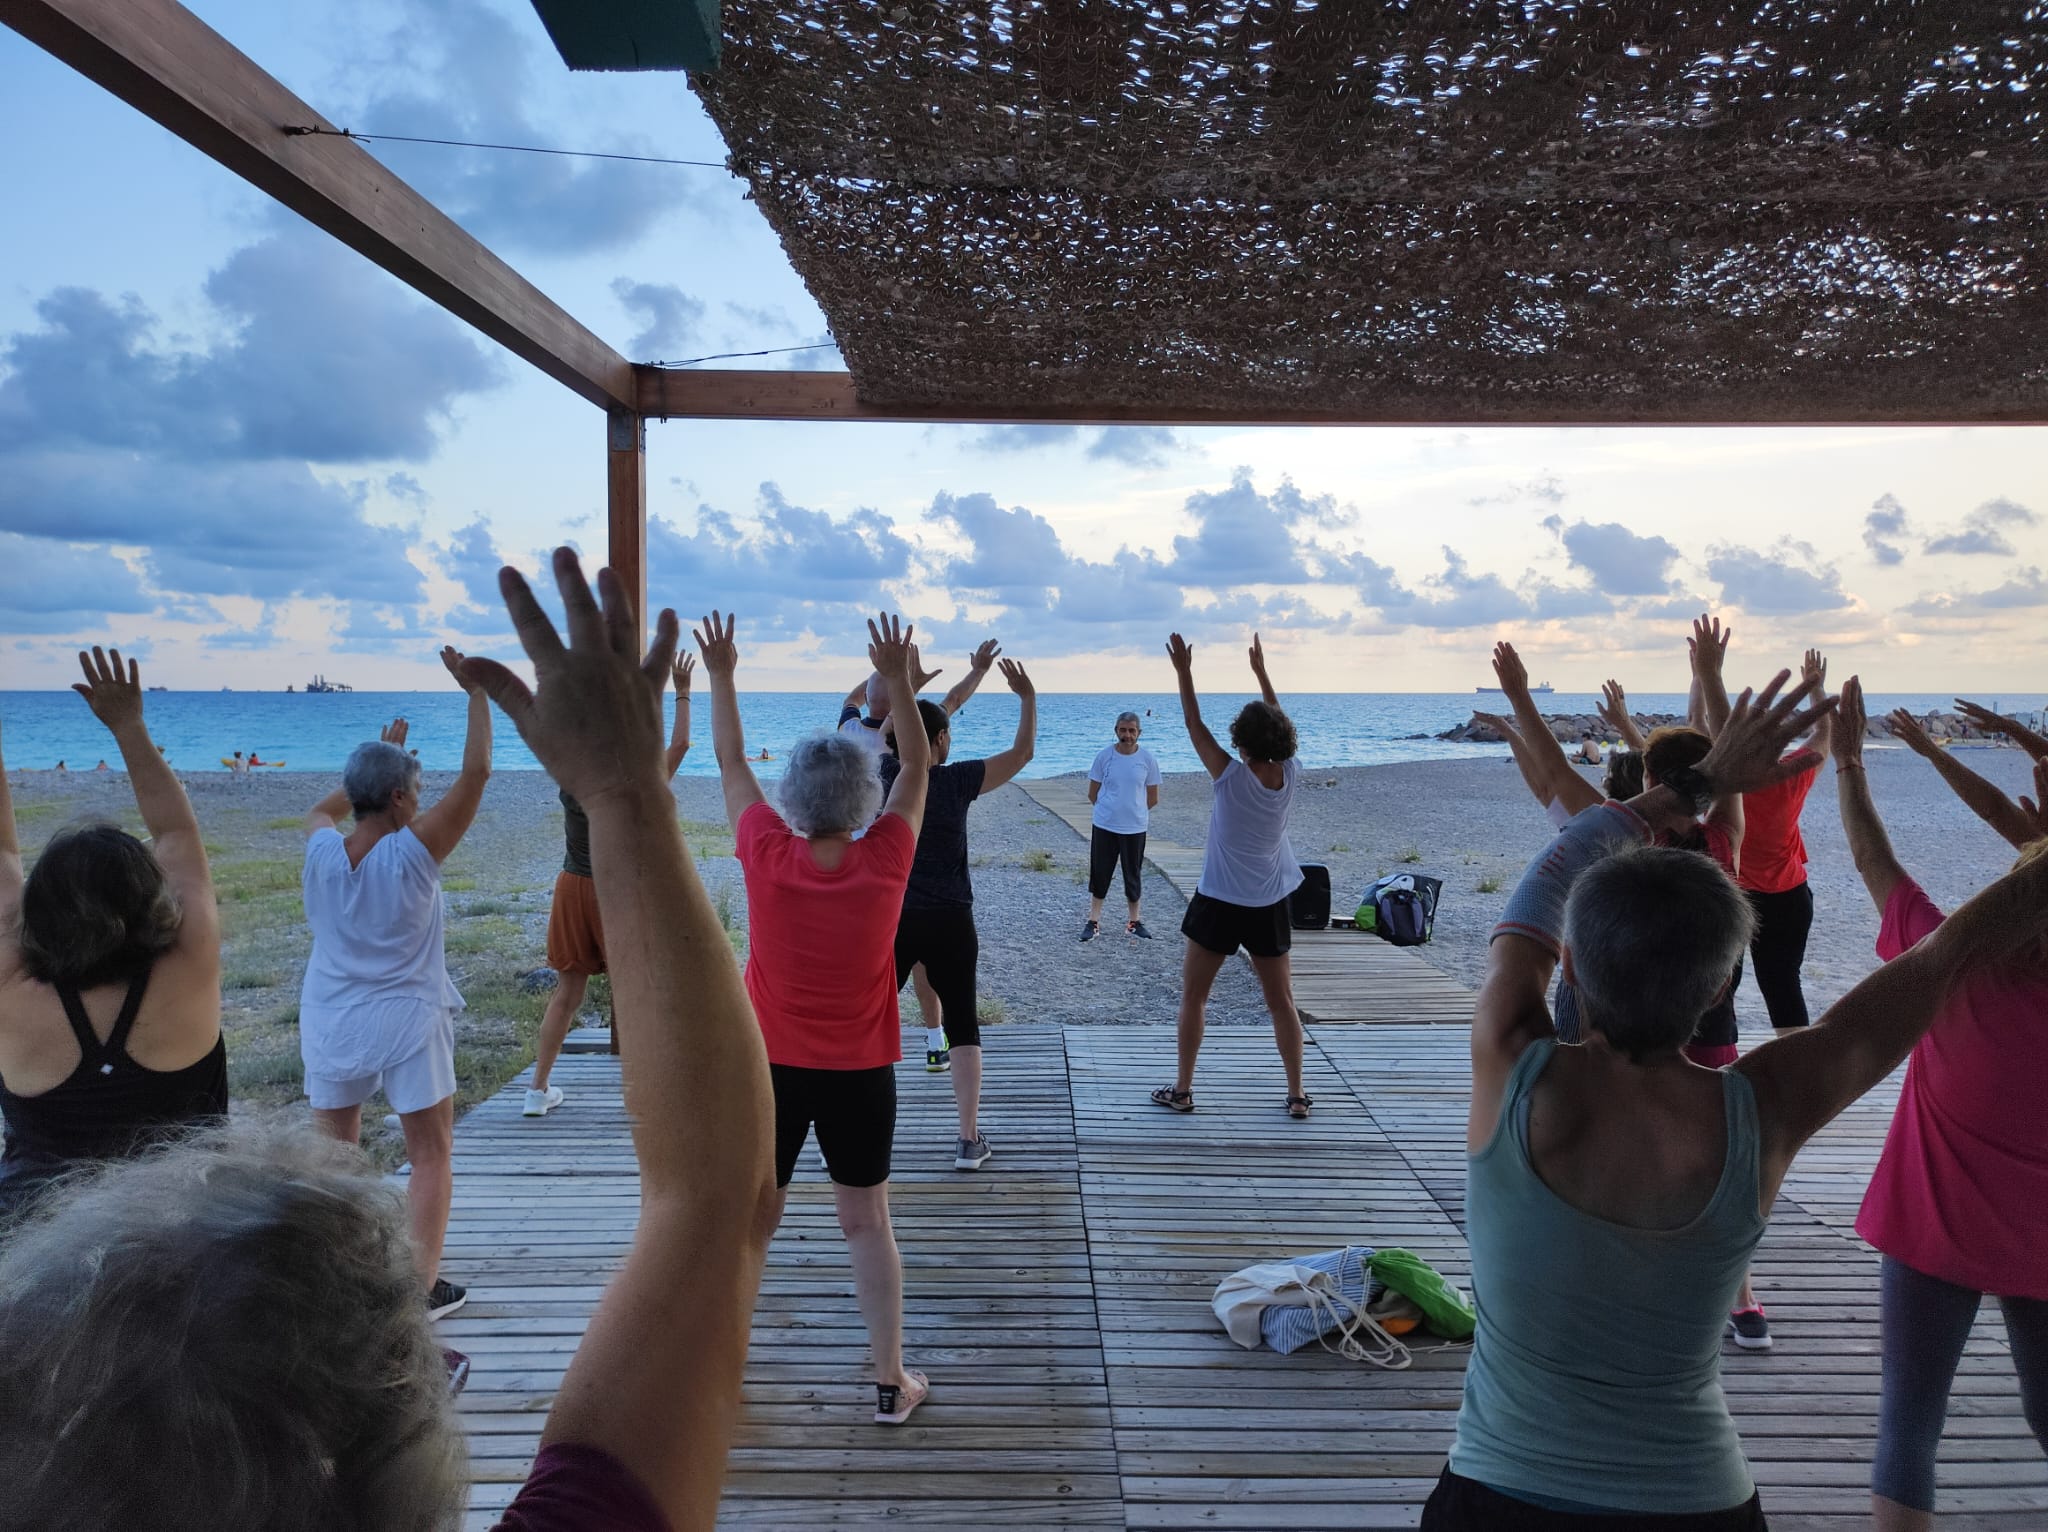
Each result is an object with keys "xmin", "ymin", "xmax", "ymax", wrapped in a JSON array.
[
  {"xmin": 449, "ymin": 1023, "xmax": 2048, "ymax": 1527},
  {"xmin": 1017, "ymin": 779, "xmax": 1472, "ymax": 1024}
]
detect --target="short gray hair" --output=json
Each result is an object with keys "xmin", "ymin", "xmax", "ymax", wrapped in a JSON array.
[
  {"xmin": 0, "ymin": 1125, "xmax": 464, "ymax": 1531},
  {"xmin": 779, "ymin": 732, "xmax": 884, "ymax": 836},
  {"xmin": 1115, "ymin": 711, "xmax": 1142, "ymax": 730},
  {"xmin": 342, "ymin": 740, "xmax": 421, "ymax": 816},
  {"xmin": 1564, "ymin": 846, "xmax": 1757, "ymax": 1061}
]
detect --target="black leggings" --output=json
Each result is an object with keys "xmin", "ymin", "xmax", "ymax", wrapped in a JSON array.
[
  {"xmin": 1741, "ymin": 882, "xmax": 1813, "ymax": 1030},
  {"xmin": 1089, "ymin": 827, "xmax": 1146, "ymax": 903},
  {"xmin": 894, "ymin": 905, "xmax": 981, "ymax": 1049}
]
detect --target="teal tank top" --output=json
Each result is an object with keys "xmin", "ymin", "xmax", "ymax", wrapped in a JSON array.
[{"xmin": 1449, "ymin": 1039, "xmax": 1766, "ymax": 1514}]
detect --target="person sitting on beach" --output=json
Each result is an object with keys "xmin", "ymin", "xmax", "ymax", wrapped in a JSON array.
[
  {"xmin": 708, "ymin": 607, "xmax": 933, "ymax": 1424},
  {"xmin": 0, "ymin": 652, "xmax": 226, "ymax": 1224},
  {"xmin": 1575, "ymin": 732, "xmax": 1603, "ymax": 765},
  {"xmin": 1429, "ymin": 668, "xmax": 2048, "ymax": 1529},
  {"xmin": 525, "ymin": 653, "xmax": 696, "ymax": 1120},
  {"xmin": 1082, "ymin": 711, "xmax": 1164, "ymax": 943},
  {"xmin": 298, "ymin": 647, "xmax": 491, "ymax": 1334},
  {"xmin": 880, "ymin": 663, "xmax": 1037, "ymax": 1166},
  {"xmin": 52, "ymin": 761, "xmax": 64, "ymax": 773},
  {"xmin": 93, "ymin": 759, "xmax": 108, "ymax": 772},
  {"xmin": 1153, "ymin": 632, "xmax": 1311, "ymax": 1120},
  {"xmin": 1847, "ymin": 690, "xmax": 2048, "ymax": 1528},
  {"xmin": 0, "ymin": 549, "xmax": 780, "ymax": 1532}
]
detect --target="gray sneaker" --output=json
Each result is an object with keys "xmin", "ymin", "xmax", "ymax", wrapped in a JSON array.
[
  {"xmin": 1728, "ymin": 1307, "xmax": 1772, "ymax": 1350},
  {"xmin": 1079, "ymin": 919, "xmax": 1100, "ymax": 943},
  {"xmin": 954, "ymin": 1134, "xmax": 993, "ymax": 1170}
]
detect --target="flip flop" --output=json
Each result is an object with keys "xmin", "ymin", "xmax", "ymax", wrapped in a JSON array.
[
  {"xmin": 875, "ymin": 1369, "xmax": 930, "ymax": 1425},
  {"xmin": 1150, "ymin": 1085, "xmax": 1194, "ymax": 1113}
]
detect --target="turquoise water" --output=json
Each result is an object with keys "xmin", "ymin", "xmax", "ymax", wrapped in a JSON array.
[{"xmin": 2, "ymin": 691, "xmax": 2036, "ymax": 776}]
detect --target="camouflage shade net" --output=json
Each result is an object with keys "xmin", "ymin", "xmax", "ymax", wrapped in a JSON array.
[{"xmin": 690, "ymin": 2, "xmax": 2048, "ymax": 423}]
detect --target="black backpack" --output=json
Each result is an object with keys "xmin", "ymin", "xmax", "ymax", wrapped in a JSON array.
[{"xmin": 1356, "ymin": 873, "xmax": 1441, "ymax": 946}]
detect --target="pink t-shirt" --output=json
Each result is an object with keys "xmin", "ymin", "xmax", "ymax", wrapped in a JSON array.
[
  {"xmin": 735, "ymin": 801, "xmax": 914, "ymax": 1070},
  {"xmin": 491, "ymin": 1442, "xmax": 668, "ymax": 1531},
  {"xmin": 1855, "ymin": 878, "xmax": 2048, "ymax": 1298}
]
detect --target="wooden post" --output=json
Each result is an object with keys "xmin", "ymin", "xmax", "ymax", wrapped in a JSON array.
[{"xmin": 606, "ymin": 408, "xmax": 648, "ymax": 646}]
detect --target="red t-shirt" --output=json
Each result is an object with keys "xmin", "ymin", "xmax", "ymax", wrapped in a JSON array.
[
  {"xmin": 1737, "ymin": 764, "xmax": 1816, "ymax": 894},
  {"xmin": 491, "ymin": 1442, "xmax": 668, "ymax": 1531},
  {"xmin": 735, "ymin": 801, "xmax": 915, "ymax": 1070},
  {"xmin": 1856, "ymin": 878, "xmax": 2048, "ymax": 1299}
]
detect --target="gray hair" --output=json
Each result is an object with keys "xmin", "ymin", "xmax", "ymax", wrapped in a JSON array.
[
  {"xmin": 1115, "ymin": 711, "xmax": 1142, "ymax": 730},
  {"xmin": 1563, "ymin": 846, "xmax": 1757, "ymax": 1061},
  {"xmin": 342, "ymin": 740, "xmax": 421, "ymax": 816},
  {"xmin": 778, "ymin": 732, "xmax": 885, "ymax": 836},
  {"xmin": 0, "ymin": 1124, "xmax": 464, "ymax": 1532}
]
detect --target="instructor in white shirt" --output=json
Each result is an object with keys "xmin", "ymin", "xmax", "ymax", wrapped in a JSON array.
[{"xmin": 1082, "ymin": 712, "xmax": 1162, "ymax": 942}]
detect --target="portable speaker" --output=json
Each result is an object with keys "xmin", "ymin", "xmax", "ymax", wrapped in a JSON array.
[{"xmin": 1290, "ymin": 864, "xmax": 1331, "ymax": 929}]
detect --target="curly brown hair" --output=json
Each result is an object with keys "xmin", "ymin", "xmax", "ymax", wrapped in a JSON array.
[{"xmin": 1228, "ymin": 701, "xmax": 1298, "ymax": 763}]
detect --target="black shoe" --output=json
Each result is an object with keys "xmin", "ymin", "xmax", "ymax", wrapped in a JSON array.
[
  {"xmin": 926, "ymin": 1047, "xmax": 951, "ymax": 1073},
  {"xmin": 1080, "ymin": 919, "xmax": 1100, "ymax": 943},
  {"xmin": 1127, "ymin": 920, "xmax": 1156, "ymax": 940},
  {"xmin": 425, "ymin": 1278, "xmax": 468, "ymax": 1322}
]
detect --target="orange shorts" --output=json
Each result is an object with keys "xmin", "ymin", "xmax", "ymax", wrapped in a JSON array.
[{"xmin": 545, "ymin": 870, "xmax": 607, "ymax": 976}]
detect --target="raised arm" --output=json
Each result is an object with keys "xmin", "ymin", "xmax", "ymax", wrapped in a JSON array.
[
  {"xmin": 1952, "ymin": 699, "xmax": 2048, "ymax": 759},
  {"xmin": 1494, "ymin": 642, "xmax": 1599, "ymax": 815},
  {"xmin": 875, "ymin": 613, "xmax": 930, "ymax": 832},
  {"xmin": 1889, "ymin": 706, "xmax": 2035, "ymax": 849},
  {"xmin": 71, "ymin": 649, "xmax": 214, "ymax": 914},
  {"xmin": 1248, "ymin": 632, "xmax": 1279, "ymax": 707},
  {"xmin": 939, "ymin": 639, "xmax": 999, "ymax": 717},
  {"xmin": 1473, "ymin": 711, "xmax": 1553, "ymax": 811},
  {"xmin": 463, "ymin": 550, "xmax": 774, "ymax": 1532},
  {"xmin": 1597, "ymin": 680, "xmax": 1649, "ymax": 753},
  {"xmin": 411, "ymin": 648, "xmax": 493, "ymax": 864},
  {"xmin": 1689, "ymin": 614, "xmax": 1732, "ymax": 737},
  {"xmin": 696, "ymin": 612, "xmax": 765, "ymax": 829},
  {"xmin": 978, "ymin": 660, "xmax": 1038, "ymax": 791},
  {"xmin": 665, "ymin": 653, "xmax": 695, "ymax": 780},
  {"xmin": 1167, "ymin": 634, "xmax": 1231, "ymax": 779},
  {"xmin": 1799, "ymin": 649, "xmax": 1833, "ymax": 762},
  {"xmin": 1825, "ymin": 678, "xmax": 1908, "ymax": 913}
]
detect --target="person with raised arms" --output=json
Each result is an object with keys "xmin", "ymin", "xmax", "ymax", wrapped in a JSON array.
[
  {"xmin": 1152, "ymin": 632, "xmax": 1310, "ymax": 1119},
  {"xmin": 1427, "ymin": 667, "xmax": 2048, "ymax": 1528},
  {"xmin": 1081, "ymin": 710, "xmax": 1164, "ymax": 942},
  {"xmin": 711, "ymin": 607, "xmax": 934, "ymax": 1424}
]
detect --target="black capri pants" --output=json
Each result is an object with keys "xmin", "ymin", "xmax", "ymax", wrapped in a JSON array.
[
  {"xmin": 1089, "ymin": 826, "xmax": 1147, "ymax": 903},
  {"xmin": 894, "ymin": 905, "xmax": 981, "ymax": 1049},
  {"xmin": 1741, "ymin": 881, "xmax": 1814, "ymax": 1030}
]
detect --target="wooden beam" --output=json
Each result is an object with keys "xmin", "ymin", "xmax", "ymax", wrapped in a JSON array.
[
  {"xmin": 4, "ymin": 0, "xmax": 637, "ymax": 412},
  {"xmin": 636, "ymin": 366, "xmax": 2048, "ymax": 427},
  {"xmin": 606, "ymin": 409, "xmax": 648, "ymax": 649}
]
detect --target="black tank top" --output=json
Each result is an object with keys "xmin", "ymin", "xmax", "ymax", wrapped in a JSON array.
[{"xmin": 0, "ymin": 964, "xmax": 228, "ymax": 1213}]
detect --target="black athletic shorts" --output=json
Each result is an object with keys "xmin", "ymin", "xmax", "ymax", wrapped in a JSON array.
[
  {"xmin": 1180, "ymin": 890, "xmax": 1293, "ymax": 959},
  {"xmin": 894, "ymin": 905, "xmax": 981, "ymax": 1049},
  {"xmin": 770, "ymin": 1062, "xmax": 896, "ymax": 1189},
  {"xmin": 1422, "ymin": 1468, "xmax": 1766, "ymax": 1530}
]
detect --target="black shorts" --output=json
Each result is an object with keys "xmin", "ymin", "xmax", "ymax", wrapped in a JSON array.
[
  {"xmin": 1088, "ymin": 826, "xmax": 1147, "ymax": 903},
  {"xmin": 1181, "ymin": 890, "xmax": 1293, "ymax": 959},
  {"xmin": 770, "ymin": 1062, "xmax": 896, "ymax": 1189},
  {"xmin": 894, "ymin": 905, "xmax": 981, "ymax": 1049},
  {"xmin": 1422, "ymin": 1468, "xmax": 1766, "ymax": 1531}
]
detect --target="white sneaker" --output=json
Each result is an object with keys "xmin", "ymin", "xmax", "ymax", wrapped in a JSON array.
[{"xmin": 522, "ymin": 1085, "xmax": 564, "ymax": 1118}]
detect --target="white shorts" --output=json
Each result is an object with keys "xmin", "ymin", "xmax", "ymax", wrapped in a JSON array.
[{"xmin": 305, "ymin": 1036, "xmax": 456, "ymax": 1115}]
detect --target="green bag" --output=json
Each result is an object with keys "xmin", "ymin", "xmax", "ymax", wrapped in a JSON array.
[{"xmin": 1366, "ymin": 1248, "xmax": 1475, "ymax": 1341}]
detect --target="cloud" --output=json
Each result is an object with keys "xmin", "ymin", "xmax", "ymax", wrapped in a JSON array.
[
  {"xmin": 963, "ymin": 425, "xmax": 1084, "ymax": 454},
  {"xmin": 1864, "ymin": 493, "xmax": 1910, "ymax": 565},
  {"xmin": 612, "ymin": 279, "xmax": 705, "ymax": 359},
  {"xmin": 1471, "ymin": 473, "xmax": 1566, "ymax": 507},
  {"xmin": 1923, "ymin": 497, "xmax": 2039, "ymax": 558},
  {"xmin": 1547, "ymin": 518, "xmax": 1680, "ymax": 595},
  {"xmin": 1906, "ymin": 566, "xmax": 2048, "ymax": 615},
  {"xmin": 1170, "ymin": 472, "xmax": 1334, "ymax": 586},
  {"xmin": 0, "ymin": 535, "xmax": 154, "ymax": 634},
  {"xmin": 1705, "ymin": 539, "xmax": 1852, "ymax": 615},
  {"xmin": 1087, "ymin": 427, "xmax": 1181, "ymax": 469}
]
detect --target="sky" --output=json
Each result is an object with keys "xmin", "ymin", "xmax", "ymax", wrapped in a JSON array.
[{"xmin": 3, "ymin": 0, "xmax": 2046, "ymax": 694}]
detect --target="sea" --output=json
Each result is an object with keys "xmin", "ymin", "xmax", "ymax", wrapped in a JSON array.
[{"xmin": 6, "ymin": 690, "xmax": 2040, "ymax": 777}]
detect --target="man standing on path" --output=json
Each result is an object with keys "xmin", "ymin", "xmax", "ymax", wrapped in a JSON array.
[
  {"xmin": 525, "ymin": 653, "xmax": 697, "ymax": 1118},
  {"xmin": 1082, "ymin": 711, "xmax": 1163, "ymax": 943}
]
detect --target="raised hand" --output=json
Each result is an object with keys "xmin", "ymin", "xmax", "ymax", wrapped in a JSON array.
[
  {"xmin": 1886, "ymin": 707, "xmax": 1936, "ymax": 757},
  {"xmin": 1596, "ymin": 680, "xmax": 1629, "ymax": 734},
  {"xmin": 693, "ymin": 612, "xmax": 739, "ymax": 678},
  {"xmin": 380, "ymin": 718, "xmax": 410, "ymax": 747},
  {"xmin": 2018, "ymin": 758, "xmax": 2048, "ymax": 843},
  {"xmin": 1165, "ymin": 633, "xmax": 1194, "ymax": 676},
  {"xmin": 999, "ymin": 657, "xmax": 1034, "ymax": 698},
  {"xmin": 868, "ymin": 612, "xmax": 916, "ymax": 681},
  {"xmin": 910, "ymin": 642, "xmax": 943, "ymax": 692},
  {"xmin": 1955, "ymin": 699, "xmax": 2015, "ymax": 736},
  {"xmin": 1688, "ymin": 614, "xmax": 1731, "ymax": 677},
  {"xmin": 673, "ymin": 652, "xmax": 696, "ymax": 694},
  {"xmin": 1697, "ymin": 668, "xmax": 1838, "ymax": 795},
  {"xmin": 1471, "ymin": 710, "xmax": 1518, "ymax": 741},
  {"xmin": 440, "ymin": 645, "xmax": 480, "ymax": 695},
  {"xmin": 1801, "ymin": 647, "xmax": 1827, "ymax": 689},
  {"xmin": 1248, "ymin": 632, "xmax": 1270, "ymax": 677},
  {"xmin": 460, "ymin": 547, "xmax": 679, "ymax": 807},
  {"xmin": 969, "ymin": 639, "xmax": 1001, "ymax": 673},
  {"xmin": 1833, "ymin": 677, "xmax": 1868, "ymax": 768},
  {"xmin": 72, "ymin": 646, "xmax": 145, "ymax": 734},
  {"xmin": 1491, "ymin": 641, "xmax": 1529, "ymax": 698}
]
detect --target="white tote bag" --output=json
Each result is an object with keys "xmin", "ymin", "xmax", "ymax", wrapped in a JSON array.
[{"xmin": 1212, "ymin": 1247, "xmax": 1411, "ymax": 1369}]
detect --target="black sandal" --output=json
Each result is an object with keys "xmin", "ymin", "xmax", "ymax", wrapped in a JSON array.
[
  {"xmin": 1150, "ymin": 1085, "xmax": 1194, "ymax": 1113},
  {"xmin": 1286, "ymin": 1094, "xmax": 1314, "ymax": 1119}
]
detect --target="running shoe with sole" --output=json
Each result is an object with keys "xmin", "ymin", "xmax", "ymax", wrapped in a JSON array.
[
  {"xmin": 955, "ymin": 1134, "xmax": 993, "ymax": 1170},
  {"xmin": 425, "ymin": 1278, "xmax": 468, "ymax": 1322},
  {"xmin": 1080, "ymin": 919, "xmax": 1100, "ymax": 943},
  {"xmin": 926, "ymin": 1047, "xmax": 951, "ymax": 1073},
  {"xmin": 1127, "ymin": 920, "xmax": 1156, "ymax": 940},
  {"xmin": 522, "ymin": 1085, "xmax": 564, "ymax": 1117},
  {"xmin": 1728, "ymin": 1307, "xmax": 1772, "ymax": 1350},
  {"xmin": 874, "ymin": 1370, "xmax": 930, "ymax": 1425}
]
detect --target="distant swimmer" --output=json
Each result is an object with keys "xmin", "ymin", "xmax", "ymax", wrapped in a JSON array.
[
  {"xmin": 750, "ymin": 748, "xmax": 774, "ymax": 762},
  {"xmin": 53, "ymin": 760, "xmax": 65, "ymax": 773},
  {"xmin": 94, "ymin": 760, "xmax": 108, "ymax": 772}
]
